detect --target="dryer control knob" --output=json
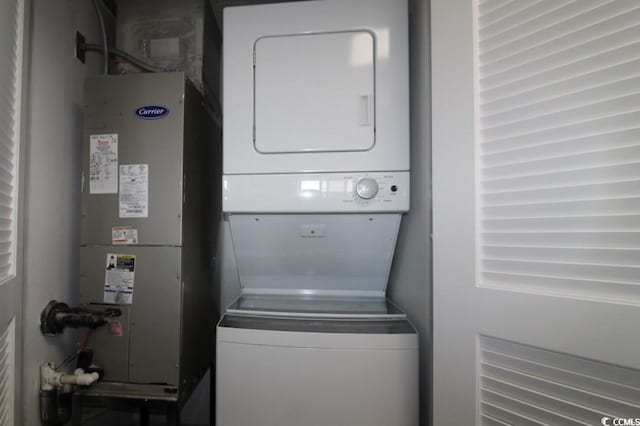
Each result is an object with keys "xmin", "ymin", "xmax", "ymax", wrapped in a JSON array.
[{"xmin": 355, "ymin": 178, "xmax": 379, "ymax": 200}]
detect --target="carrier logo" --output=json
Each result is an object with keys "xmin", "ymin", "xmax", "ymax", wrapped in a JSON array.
[{"xmin": 135, "ymin": 105, "xmax": 169, "ymax": 120}]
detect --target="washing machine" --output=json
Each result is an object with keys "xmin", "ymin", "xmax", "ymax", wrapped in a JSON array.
[{"xmin": 216, "ymin": 0, "xmax": 416, "ymax": 425}]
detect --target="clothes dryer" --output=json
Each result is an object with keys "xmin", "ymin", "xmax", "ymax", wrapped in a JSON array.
[{"xmin": 217, "ymin": 0, "xmax": 415, "ymax": 424}]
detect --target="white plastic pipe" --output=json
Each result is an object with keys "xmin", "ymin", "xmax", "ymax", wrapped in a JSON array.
[{"xmin": 59, "ymin": 371, "xmax": 100, "ymax": 386}]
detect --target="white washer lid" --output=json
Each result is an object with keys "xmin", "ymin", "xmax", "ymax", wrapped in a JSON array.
[{"xmin": 228, "ymin": 213, "xmax": 402, "ymax": 297}]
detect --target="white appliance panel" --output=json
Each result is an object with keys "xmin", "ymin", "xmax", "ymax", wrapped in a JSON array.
[
  {"xmin": 216, "ymin": 325, "xmax": 418, "ymax": 426},
  {"xmin": 228, "ymin": 214, "xmax": 401, "ymax": 297},
  {"xmin": 255, "ymin": 31, "xmax": 375, "ymax": 153},
  {"xmin": 223, "ymin": 0, "xmax": 409, "ymax": 174},
  {"xmin": 223, "ymin": 172, "xmax": 409, "ymax": 213}
]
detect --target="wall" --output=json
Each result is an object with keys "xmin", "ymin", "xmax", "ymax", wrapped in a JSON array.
[
  {"xmin": 21, "ymin": 1, "xmax": 113, "ymax": 424},
  {"xmin": 387, "ymin": 0, "xmax": 431, "ymax": 425}
]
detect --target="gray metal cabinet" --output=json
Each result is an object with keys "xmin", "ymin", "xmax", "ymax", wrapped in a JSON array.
[{"xmin": 79, "ymin": 73, "xmax": 213, "ymax": 403}]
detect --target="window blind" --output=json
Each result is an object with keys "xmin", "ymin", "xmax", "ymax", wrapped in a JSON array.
[
  {"xmin": 0, "ymin": 0, "xmax": 22, "ymax": 284},
  {"xmin": 476, "ymin": 1, "xmax": 640, "ymax": 303}
]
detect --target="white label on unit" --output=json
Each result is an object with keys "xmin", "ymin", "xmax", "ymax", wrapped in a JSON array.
[
  {"xmin": 112, "ymin": 226, "xmax": 138, "ymax": 245},
  {"xmin": 103, "ymin": 253, "xmax": 136, "ymax": 304},
  {"xmin": 119, "ymin": 164, "xmax": 149, "ymax": 218},
  {"xmin": 89, "ymin": 133, "xmax": 118, "ymax": 194}
]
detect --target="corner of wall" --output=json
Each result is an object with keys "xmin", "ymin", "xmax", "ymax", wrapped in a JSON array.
[
  {"xmin": 21, "ymin": 1, "xmax": 115, "ymax": 424},
  {"xmin": 387, "ymin": 0, "xmax": 432, "ymax": 425}
]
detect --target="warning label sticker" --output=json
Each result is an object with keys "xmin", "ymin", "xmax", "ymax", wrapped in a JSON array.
[
  {"xmin": 112, "ymin": 226, "xmax": 138, "ymax": 245},
  {"xmin": 89, "ymin": 134, "xmax": 118, "ymax": 194},
  {"xmin": 103, "ymin": 253, "xmax": 135, "ymax": 305},
  {"xmin": 119, "ymin": 164, "xmax": 148, "ymax": 218}
]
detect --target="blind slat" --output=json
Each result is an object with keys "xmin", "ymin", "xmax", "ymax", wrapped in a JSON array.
[
  {"xmin": 0, "ymin": 144, "xmax": 15, "ymax": 174},
  {"xmin": 482, "ymin": 95, "xmax": 640, "ymax": 142},
  {"xmin": 479, "ymin": 0, "xmax": 573, "ymax": 41},
  {"xmin": 483, "ymin": 180, "xmax": 640, "ymax": 205},
  {"xmin": 479, "ymin": 1, "xmax": 614, "ymax": 53},
  {"xmin": 478, "ymin": 1, "xmax": 544, "ymax": 30},
  {"xmin": 482, "ymin": 372, "xmax": 639, "ymax": 417},
  {"xmin": 482, "ymin": 413, "xmax": 515, "ymax": 426},
  {"xmin": 482, "ymin": 402, "xmax": 548, "ymax": 426},
  {"xmin": 481, "ymin": 43, "xmax": 640, "ymax": 104},
  {"xmin": 482, "ymin": 376, "xmax": 618, "ymax": 424},
  {"xmin": 483, "ymin": 259, "xmax": 640, "ymax": 284},
  {"xmin": 482, "ymin": 129, "xmax": 640, "ymax": 165},
  {"xmin": 483, "ymin": 147, "xmax": 640, "ymax": 181},
  {"xmin": 482, "ymin": 59, "xmax": 640, "ymax": 116},
  {"xmin": 481, "ymin": 272, "xmax": 640, "ymax": 305},
  {"xmin": 481, "ymin": 232, "xmax": 640, "ymax": 249},
  {"xmin": 481, "ymin": 389, "xmax": 588, "ymax": 426},
  {"xmin": 483, "ymin": 197, "xmax": 640, "ymax": 220},
  {"xmin": 482, "ymin": 215, "xmax": 640, "ymax": 233},
  {"xmin": 483, "ymin": 163, "xmax": 640, "ymax": 193},
  {"xmin": 481, "ymin": 24, "xmax": 640, "ymax": 90},
  {"xmin": 481, "ymin": 8, "xmax": 640, "ymax": 77},
  {"xmin": 480, "ymin": 1, "xmax": 638, "ymax": 63},
  {"xmin": 482, "ymin": 76, "xmax": 640, "ymax": 128},
  {"xmin": 482, "ymin": 246, "xmax": 640, "ymax": 266},
  {"xmin": 481, "ymin": 111, "xmax": 640, "ymax": 152},
  {"xmin": 478, "ymin": 0, "xmax": 512, "ymax": 18}
]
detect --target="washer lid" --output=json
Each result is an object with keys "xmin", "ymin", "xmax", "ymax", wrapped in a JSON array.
[
  {"xmin": 228, "ymin": 213, "xmax": 402, "ymax": 297},
  {"xmin": 227, "ymin": 294, "xmax": 406, "ymax": 319}
]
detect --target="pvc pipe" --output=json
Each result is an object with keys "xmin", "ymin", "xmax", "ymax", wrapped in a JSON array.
[{"xmin": 60, "ymin": 372, "xmax": 100, "ymax": 386}]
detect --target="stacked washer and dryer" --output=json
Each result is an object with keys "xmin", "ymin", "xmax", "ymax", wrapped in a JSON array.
[{"xmin": 216, "ymin": 0, "xmax": 417, "ymax": 425}]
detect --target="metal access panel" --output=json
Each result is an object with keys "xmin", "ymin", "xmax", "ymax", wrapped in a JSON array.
[
  {"xmin": 82, "ymin": 73, "xmax": 191, "ymax": 246},
  {"xmin": 79, "ymin": 245, "xmax": 182, "ymax": 387},
  {"xmin": 88, "ymin": 304, "xmax": 131, "ymax": 383}
]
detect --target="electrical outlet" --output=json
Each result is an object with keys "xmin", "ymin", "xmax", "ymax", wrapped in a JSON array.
[{"xmin": 75, "ymin": 31, "xmax": 86, "ymax": 64}]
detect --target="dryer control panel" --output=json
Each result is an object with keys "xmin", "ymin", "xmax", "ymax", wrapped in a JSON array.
[{"xmin": 223, "ymin": 172, "xmax": 409, "ymax": 213}]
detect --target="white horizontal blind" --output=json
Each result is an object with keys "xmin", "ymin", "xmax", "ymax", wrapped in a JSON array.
[
  {"xmin": 0, "ymin": 0, "xmax": 22, "ymax": 284},
  {"xmin": 476, "ymin": 0, "xmax": 640, "ymax": 303},
  {"xmin": 0, "ymin": 319, "xmax": 15, "ymax": 426},
  {"xmin": 479, "ymin": 335, "xmax": 640, "ymax": 425}
]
